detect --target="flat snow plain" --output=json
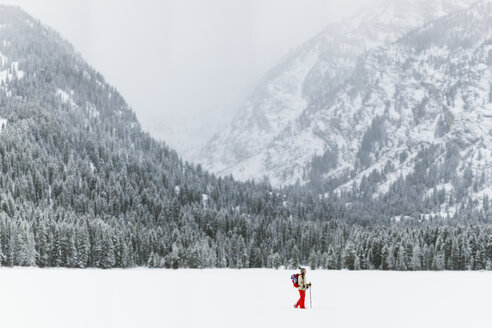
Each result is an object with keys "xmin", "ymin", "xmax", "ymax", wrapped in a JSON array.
[{"xmin": 1, "ymin": 268, "xmax": 491, "ymax": 328}]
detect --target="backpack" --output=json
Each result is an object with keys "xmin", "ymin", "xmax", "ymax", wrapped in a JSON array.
[{"xmin": 291, "ymin": 273, "xmax": 299, "ymax": 288}]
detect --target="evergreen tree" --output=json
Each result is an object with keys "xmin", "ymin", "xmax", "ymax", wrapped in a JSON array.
[
  {"xmin": 343, "ymin": 241, "xmax": 357, "ymax": 270},
  {"xmin": 291, "ymin": 245, "xmax": 300, "ymax": 269},
  {"xmin": 411, "ymin": 245, "xmax": 421, "ymax": 271},
  {"xmin": 309, "ymin": 249, "xmax": 318, "ymax": 270},
  {"xmin": 397, "ymin": 246, "xmax": 407, "ymax": 271}
]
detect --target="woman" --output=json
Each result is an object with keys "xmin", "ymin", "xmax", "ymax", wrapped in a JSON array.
[{"xmin": 294, "ymin": 267, "xmax": 311, "ymax": 309}]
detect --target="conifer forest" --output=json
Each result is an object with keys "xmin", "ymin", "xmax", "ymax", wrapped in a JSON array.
[{"xmin": 0, "ymin": 5, "xmax": 492, "ymax": 271}]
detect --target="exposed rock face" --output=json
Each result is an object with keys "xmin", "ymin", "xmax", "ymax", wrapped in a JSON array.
[{"xmin": 195, "ymin": 0, "xmax": 478, "ymax": 188}]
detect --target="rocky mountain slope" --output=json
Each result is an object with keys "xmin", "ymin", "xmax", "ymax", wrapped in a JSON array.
[
  {"xmin": 312, "ymin": 0, "xmax": 492, "ymax": 217},
  {"xmin": 195, "ymin": 0, "xmax": 477, "ymax": 186}
]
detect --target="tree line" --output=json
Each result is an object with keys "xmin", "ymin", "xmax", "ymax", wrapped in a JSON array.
[{"xmin": 1, "ymin": 206, "xmax": 492, "ymax": 271}]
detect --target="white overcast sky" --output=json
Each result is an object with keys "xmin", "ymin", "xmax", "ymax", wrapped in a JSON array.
[{"xmin": 1, "ymin": 0, "xmax": 369, "ymax": 153}]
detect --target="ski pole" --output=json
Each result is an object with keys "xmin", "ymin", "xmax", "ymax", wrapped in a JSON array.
[{"xmin": 310, "ymin": 285, "xmax": 312, "ymax": 308}]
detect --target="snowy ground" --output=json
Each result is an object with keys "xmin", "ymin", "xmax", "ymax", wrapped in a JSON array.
[{"xmin": 1, "ymin": 268, "xmax": 491, "ymax": 328}]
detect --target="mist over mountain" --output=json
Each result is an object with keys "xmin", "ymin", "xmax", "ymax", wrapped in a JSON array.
[{"xmin": 195, "ymin": 0, "xmax": 477, "ymax": 185}]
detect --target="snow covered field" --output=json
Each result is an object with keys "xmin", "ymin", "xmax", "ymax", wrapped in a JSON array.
[{"xmin": 1, "ymin": 268, "xmax": 491, "ymax": 328}]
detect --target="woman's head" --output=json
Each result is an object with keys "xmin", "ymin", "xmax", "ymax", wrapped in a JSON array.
[{"xmin": 299, "ymin": 267, "xmax": 306, "ymax": 275}]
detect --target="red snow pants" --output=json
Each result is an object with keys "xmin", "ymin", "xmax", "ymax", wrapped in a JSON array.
[{"xmin": 295, "ymin": 290, "xmax": 306, "ymax": 309}]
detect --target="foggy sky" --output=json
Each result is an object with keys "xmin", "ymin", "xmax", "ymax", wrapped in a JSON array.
[{"xmin": 1, "ymin": 0, "xmax": 371, "ymax": 154}]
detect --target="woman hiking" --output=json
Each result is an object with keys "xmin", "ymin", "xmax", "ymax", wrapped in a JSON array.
[{"xmin": 293, "ymin": 267, "xmax": 311, "ymax": 309}]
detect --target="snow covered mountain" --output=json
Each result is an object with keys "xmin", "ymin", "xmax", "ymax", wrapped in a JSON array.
[
  {"xmin": 313, "ymin": 0, "xmax": 492, "ymax": 216},
  {"xmin": 194, "ymin": 0, "xmax": 478, "ymax": 186},
  {"xmin": 0, "ymin": 5, "xmax": 356, "ymax": 268}
]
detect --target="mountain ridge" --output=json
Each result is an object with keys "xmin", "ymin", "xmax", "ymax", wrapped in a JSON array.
[
  {"xmin": 311, "ymin": 0, "xmax": 492, "ymax": 219},
  {"xmin": 195, "ymin": 0, "xmax": 479, "ymax": 186}
]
